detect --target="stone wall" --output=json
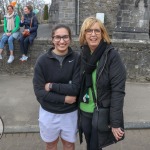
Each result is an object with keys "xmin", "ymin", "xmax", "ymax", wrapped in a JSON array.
[
  {"xmin": 79, "ymin": 0, "xmax": 120, "ymax": 36},
  {"xmin": 112, "ymin": 0, "xmax": 150, "ymax": 40},
  {"xmin": 49, "ymin": 0, "xmax": 149, "ymax": 37},
  {"xmin": 0, "ymin": 39, "xmax": 50, "ymax": 76},
  {"xmin": 0, "ymin": 38, "xmax": 150, "ymax": 82},
  {"xmin": 49, "ymin": 0, "xmax": 76, "ymax": 35},
  {"xmin": 49, "ymin": 0, "xmax": 121, "ymax": 36}
]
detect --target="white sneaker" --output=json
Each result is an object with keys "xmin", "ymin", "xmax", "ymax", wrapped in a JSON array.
[
  {"xmin": 0, "ymin": 55, "xmax": 2, "ymax": 60},
  {"xmin": 7, "ymin": 55, "xmax": 14, "ymax": 63},
  {"xmin": 19, "ymin": 56, "xmax": 23, "ymax": 61},
  {"xmin": 20, "ymin": 55, "xmax": 28, "ymax": 61}
]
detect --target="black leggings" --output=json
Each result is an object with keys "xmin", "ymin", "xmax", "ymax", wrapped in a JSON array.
[{"xmin": 81, "ymin": 113, "xmax": 102, "ymax": 150}]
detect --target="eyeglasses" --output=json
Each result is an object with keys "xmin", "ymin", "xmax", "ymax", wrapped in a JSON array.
[
  {"xmin": 85, "ymin": 29, "xmax": 101, "ymax": 35},
  {"xmin": 53, "ymin": 35, "xmax": 70, "ymax": 42}
]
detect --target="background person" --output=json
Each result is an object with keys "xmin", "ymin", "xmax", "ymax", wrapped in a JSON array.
[
  {"xmin": 19, "ymin": 5, "xmax": 38, "ymax": 61},
  {"xmin": 0, "ymin": 5, "xmax": 20, "ymax": 63},
  {"xmin": 33, "ymin": 24, "xmax": 80, "ymax": 150},
  {"xmin": 78, "ymin": 16, "xmax": 126, "ymax": 150}
]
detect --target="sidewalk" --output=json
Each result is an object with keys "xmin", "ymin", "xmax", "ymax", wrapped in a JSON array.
[
  {"xmin": 0, "ymin": 74, "xmax": 150, "ymax": 150},
  {"xmin": 0, "ymin": 130, "xmax": 150, "ymax": 150},
  {"xmin": 0, "ymin": 74, "xmax": 150, "ymax": 133}
]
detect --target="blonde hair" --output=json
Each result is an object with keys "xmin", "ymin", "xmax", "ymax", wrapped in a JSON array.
[{"xmin": 79, "ymin": 16, "xmax": 111, "ymax": 45}]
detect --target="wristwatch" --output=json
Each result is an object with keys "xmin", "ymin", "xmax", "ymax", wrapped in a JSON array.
[{"xmin": 49, "ymin": 83, "xmax": 53, "ymax": 90}]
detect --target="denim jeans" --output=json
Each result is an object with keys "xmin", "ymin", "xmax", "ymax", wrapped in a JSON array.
[
  {"xmin": 0, "ymin": 34, "xmax": 14, "ymax": 51},
  {"xmin": 19, "ymin": 36, "xmax": 30, "ymax": 55}
]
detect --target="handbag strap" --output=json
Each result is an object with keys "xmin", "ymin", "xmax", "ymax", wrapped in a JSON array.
[
  {"xmin": 91, "ymin": 86, "xmax": 98, "ymax": 109},
  {"xmin": 29, "ymin": 16, "xmax": 33, "ymax": 28}
]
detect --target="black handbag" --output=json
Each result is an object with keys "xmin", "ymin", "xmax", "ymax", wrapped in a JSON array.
[
  {"xmin": 92, "ymin": 107, "xmax": 111, "ymax": 132},
  {"xmin": 91, "ymin": 86, "xmax": 124, "ymax": 148},
  {"xmin": 91, "ymin": 86, "xmax": 111, "ymax": 132}
]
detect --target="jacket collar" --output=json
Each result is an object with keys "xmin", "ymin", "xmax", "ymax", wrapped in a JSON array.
[{"xmin": 47, "ymin": 46, "xmax": 73, "ymax": 59}]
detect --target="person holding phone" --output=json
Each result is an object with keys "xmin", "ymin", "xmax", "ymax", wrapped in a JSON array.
[{"xmin": 18, "ymin": 5, "xmax": 38, "ymax": 61}]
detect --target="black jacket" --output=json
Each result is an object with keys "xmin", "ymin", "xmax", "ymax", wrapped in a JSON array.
[
  {"xmin": 20, "ymin": 12, "xmax": 38, "ymax": 43},
  {"xmin": 96, "ymin": 44, "xmax": 126, "ymax": 148},
  {"xmin": 96, "ymin": 44, "xmax": 126, "ymax": 128},
  {"xmin": 33, "ymin": 47, "xmax": 80, "ymax": 114},
  {"xmin": 80, "ymin": 44, "xmax": 126, "ymax": 148}
]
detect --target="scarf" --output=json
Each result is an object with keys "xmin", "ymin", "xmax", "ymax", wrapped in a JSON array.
[
  {"xmin": 79, "ymin": 40, "xmax": 107, "ymax": 103},
  {"xmin": 5, "ymin": 12, "xmax": 15, "ymax": 32}
]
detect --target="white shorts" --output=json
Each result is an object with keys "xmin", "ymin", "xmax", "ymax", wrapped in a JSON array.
[{"xmin": 38, "ymin": 106, "xmax": 78, "ymax": 143}]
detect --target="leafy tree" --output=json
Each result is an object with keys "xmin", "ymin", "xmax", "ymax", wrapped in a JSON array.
[{"xmin": 43, "ymin": 4, "xmax": 48, "ymax": 20}]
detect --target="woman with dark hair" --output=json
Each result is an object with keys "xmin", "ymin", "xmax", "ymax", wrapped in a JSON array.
[
  {"xmin": 33, "ymin": 24, "xmax": 80, "ymax": 150},
  {"xmin": 0, "ymin": 5, "xmax": 20, "ymax": 63},
  {"xmin": 19, "ymin": 5, "xmax": 38, "ymax": 61},
  {"xmin": 78, "ymin": 16, "xmax": 126, "ymax": 150}
]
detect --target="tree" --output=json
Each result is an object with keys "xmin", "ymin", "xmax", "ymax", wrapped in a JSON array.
[
  {"xmin": 0, "ymin": 0, "xmax": 48, "ymax": 23},
  {"xmin": 43, "ymin": 4, "xmax": 48, "ymax": 20}
]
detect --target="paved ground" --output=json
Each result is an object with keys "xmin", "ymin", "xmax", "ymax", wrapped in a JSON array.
[
  {"xmin": 36, "ymin": 24, "xmax": 51, "ymax": 39},
  {"xmin": 0, "ymin": 75, "xmax": 150, "ymax": 149},
  {"xmin": 1, "ymin": 130, "xmax": 150, "ymax": 150},
  {"xmin": 0, "ymin": 75, "xmax": 150, "ymax": 133}
]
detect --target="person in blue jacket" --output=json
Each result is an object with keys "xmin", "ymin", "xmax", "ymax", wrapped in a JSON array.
[{"xmin": 19, "ymin": 5, "xmax": 38, "ymax": 61}]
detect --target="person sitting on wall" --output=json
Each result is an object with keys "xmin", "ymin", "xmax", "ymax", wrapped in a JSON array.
[
  {"xmin": 0, "ymin": 5, "xmax": 20, "ymax": 63},
  {"xmin": 18, "ymin": 5, "xmax": 38, "ymax": 62},
  {"xmin": 135, "ymin": 0, "xmax": 148, "ymax": 7}
]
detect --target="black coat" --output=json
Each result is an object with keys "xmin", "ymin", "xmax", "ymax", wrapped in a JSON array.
[
  {"xmin": 96, "ymin": 44, "xmax": 126, "ymax": 148},
  {"xmin": 20, "ymin": 12, "xmax": 38, "ymax": 43},
  {"xmin": 79, "ymin": 44, "xmax": 126, "ymax": 149}
]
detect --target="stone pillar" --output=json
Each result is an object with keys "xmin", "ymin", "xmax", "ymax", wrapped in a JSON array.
[
  {"xmin": 49, "ymin": 0, "xmax": 76, "ymax": 35},
  {"xmin": 58, "ymin": 0, "xmax": 76, "ymax": 35},
  {"xmin": 113, "ymin": 0, "xmax": 149, "ymax": 40},
  {"xmin": 49, "ymin": 0, "xmax": 59, "ymax": 26}
]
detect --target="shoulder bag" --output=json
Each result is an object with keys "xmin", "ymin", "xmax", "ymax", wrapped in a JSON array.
[
  {"xmin": 22, "ymin": 17, "xmax": 33, "ymax": 37},
  {"xmin": 91, "ymin": 86, "xmax": 124, "ymax": 148}
]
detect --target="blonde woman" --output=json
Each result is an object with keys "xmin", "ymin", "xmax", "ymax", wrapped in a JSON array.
[{"xmin": 78, "ymin": 16, "xmax": 126, "ymax": 150}]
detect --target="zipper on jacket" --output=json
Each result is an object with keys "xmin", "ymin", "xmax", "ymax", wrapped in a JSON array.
[
  {"xmin": 48, "ymin": 47, "xmax": 73, "ymax": 69},
  {"xmin": 96, "ymin": 47, "xmax": 113, "ymax": 83},
  {"xmin": 60, "ymin": 62, "xmax": 63, "ymax": 68},
  {"xmin": 96, "ymin": 48, "xmax": 112, "ymax": 103},
  {"xmin": 96, "ymin": 52, "xmax": 108, "ymax": 83}
]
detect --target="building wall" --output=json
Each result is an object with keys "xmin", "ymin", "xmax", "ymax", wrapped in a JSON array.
[
  {"xmin": 112, "ymin": 0, "xmax": 150, "ymax": 40},
  {"xmin": 79, "ymin": 0, "xmax": 120, "ymax": 36},
  {"xmin": 49, "ymin": 0, "xmax": 76, "ymax": 35},
  {"xmin": 49, "ymin": 0, "xmax": 121, "ymax": 36}
]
